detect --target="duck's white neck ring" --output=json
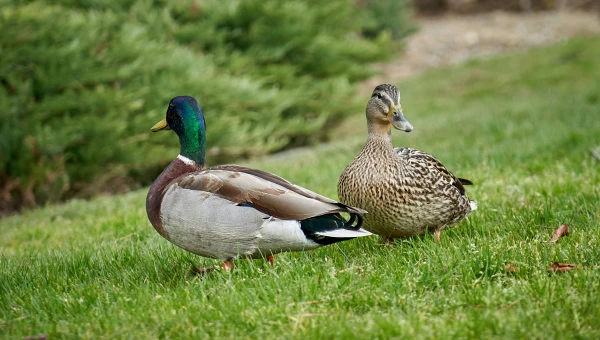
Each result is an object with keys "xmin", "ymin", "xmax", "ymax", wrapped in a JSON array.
[{"xmin": 177, "ymin": 154, "xmax": 196, "ymax": 165}]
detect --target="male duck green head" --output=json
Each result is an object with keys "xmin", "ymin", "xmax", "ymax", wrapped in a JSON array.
[
  {"xmin": 151, "ymin": 96, "xmax": 207, "ymax": 166},
  {"xmin": 146, "ymin": 96, "xmax": 371, "ymax": 273}
]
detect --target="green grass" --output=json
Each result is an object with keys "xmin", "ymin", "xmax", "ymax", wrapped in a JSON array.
[{"xmin": 2, "ymin": 36, "xmax": 600, "ymax": 339}]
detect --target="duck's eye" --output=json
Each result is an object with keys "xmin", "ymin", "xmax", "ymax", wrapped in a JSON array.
[
  {"xmin": 167, "ymin": 104, "xmax": 177, "ymax": 120},
  {"xmin": 376, "ymin": 93, "xmax": 382, "ymax": 99}
]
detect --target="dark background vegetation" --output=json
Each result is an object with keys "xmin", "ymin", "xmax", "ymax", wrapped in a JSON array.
[
  {"xmin": 1, "ymin": 0, "xmax": 595, "ymax": 213},
  {"xmin": 0, "ymin": 0, "xmax": 413, "ymax": 213},
  {"xmin": 416, "ymin": 0, "xmax": 599, "ymax": 14}
]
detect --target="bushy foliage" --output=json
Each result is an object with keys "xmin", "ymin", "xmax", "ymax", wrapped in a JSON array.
[{"xmin": 0, "ymin": 0, "xmax": 412, "ymax": 212}]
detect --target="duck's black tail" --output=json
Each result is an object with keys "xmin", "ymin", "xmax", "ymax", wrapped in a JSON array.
[
  {"xmin": 300, "ymin": 213, "xmax": 371, "ymax": 245},
  {"xmin": 458, "ymin": 177, "xmax": 473, "ymax": 185}
]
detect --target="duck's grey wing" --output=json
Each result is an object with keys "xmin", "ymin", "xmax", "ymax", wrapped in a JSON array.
[{"xmin": 176, "ymin": 166, "xmax": 366, "ymax": 221}]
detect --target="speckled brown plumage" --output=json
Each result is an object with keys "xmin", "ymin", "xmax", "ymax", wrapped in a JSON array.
[{"xmin": 338, "ymin": 84, "xmax": 476, "ymax": 241}]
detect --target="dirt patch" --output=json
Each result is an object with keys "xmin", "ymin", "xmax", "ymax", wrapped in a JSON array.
[{"xmin": 361, "ymin": 10, "xmax": 600, "ymax": 91}]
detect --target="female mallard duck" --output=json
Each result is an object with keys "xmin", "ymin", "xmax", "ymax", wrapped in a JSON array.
[
  {"xmin": 146, "ymin": 96, "xmax": 371, "ymax": 271},
  {"xmin": 338, "ymin": 84, "xmax": 477, "ymax": 243}
]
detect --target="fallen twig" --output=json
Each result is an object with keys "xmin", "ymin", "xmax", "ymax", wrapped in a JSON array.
[
  {"xmin": 549, "ymin": 224, "xmax": 569, "ymax": 243},
  {"xmin": 547, "ymin": 262, "xmax": 580, "ymax": 273},
  {"xmin": 100, "ymin": 231, "xmax": 142, "ymax": 247},
  {"xmin": 23, "ymin": 335, "xmax": 47, "ymax": 340},
  {"xmin": 288, "ymin": 312, "xmax": 339, "ymax": 321},
  {"xmin": 0, "ymin": 315, "xmax": 28, "ymax": 327}
]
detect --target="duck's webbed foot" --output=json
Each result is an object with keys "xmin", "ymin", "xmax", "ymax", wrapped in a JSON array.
[
  {"xmin": 191, "ymin": 260, "xmax": 234, "ymax": 275},
  {"xmin": 191, "ymin": 265, "xmax": 217, "ymax": 275},
  {"xmin": 426, "ymin": 225, "xmax": 442, "ymax": 243},
  {"xmin": 433, "ymin": 230, "xmax": 441, "ymax": 243},
  {"xmin": 382, "ymin": 237, "xmax": 395, "ymax": 245}
]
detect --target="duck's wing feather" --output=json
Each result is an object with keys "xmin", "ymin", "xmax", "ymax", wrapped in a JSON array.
[
  {"xmin": 457, "ymin": 177, "xmax": 473, "ymax": 185},
  {"xmin": 176, "ymin": 164, "xmax": 366, "ymax": 221},
  {"xmin": 394, "ymin": 147, "xmax": 472, "ymax": 195}
]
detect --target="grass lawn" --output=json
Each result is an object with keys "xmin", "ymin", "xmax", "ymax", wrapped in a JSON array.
[{"xmin": 2, "ymin": 36, "xmax": 600, "ymax": 339}]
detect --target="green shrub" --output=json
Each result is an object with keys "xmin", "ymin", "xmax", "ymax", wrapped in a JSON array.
[{"xmin": 0, "ymin": 0, "xmax": 412, "ymax": 213}]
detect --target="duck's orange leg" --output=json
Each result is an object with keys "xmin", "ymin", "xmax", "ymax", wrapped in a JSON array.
[
  {"xmin": 433, "ymin": 230, "xmax": 441, "ymax": 243},
  {"xmin": 266, "ymin": 255, "xmax": 275, "ymax": 266},
  {"xmin": 383, "ymin": 237, "xmax": 395, "ymax": 245},
  {"xmin": 191, "ymin": 265, "xmax": 216, "ymax": 275},
  {"xmin": 191, "ymin": 260, "xmax": 233, "ymax": 275}
]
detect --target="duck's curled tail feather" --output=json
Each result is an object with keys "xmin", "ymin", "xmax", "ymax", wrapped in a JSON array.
[{"xmin": 301, "ymin": 213, "xmax": 371, "ymax": 245}]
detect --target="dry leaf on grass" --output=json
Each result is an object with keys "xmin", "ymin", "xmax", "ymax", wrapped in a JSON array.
[
  {"xmin": 549, "ymin": 224, "xmax": 569, "ymax": 243},
  {"xmin": 504, "ymin": 263, "xmax": 520, "ymax": 273},
  {"xmin": 547, "ymin": 262, "xmax": 580, "ymax": 273}
]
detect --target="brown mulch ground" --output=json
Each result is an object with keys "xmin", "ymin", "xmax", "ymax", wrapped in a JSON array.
[{"xmin": 361, "ymin": 10, "xmax": 600, "ymax": 90}]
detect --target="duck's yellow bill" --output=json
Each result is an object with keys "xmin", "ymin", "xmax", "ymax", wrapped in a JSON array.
[{"xmin": 151, "ymin": 119, "xmax": 170, "ymax": 132}]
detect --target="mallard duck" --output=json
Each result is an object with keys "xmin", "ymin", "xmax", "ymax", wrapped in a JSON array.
[
  {"xmin": 146, "ymin": 96, "xmax": 371, "ymax": 271},
  {"xmin": 338, "ymin": 84, "xmax": 477, "ymax": 243}
]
